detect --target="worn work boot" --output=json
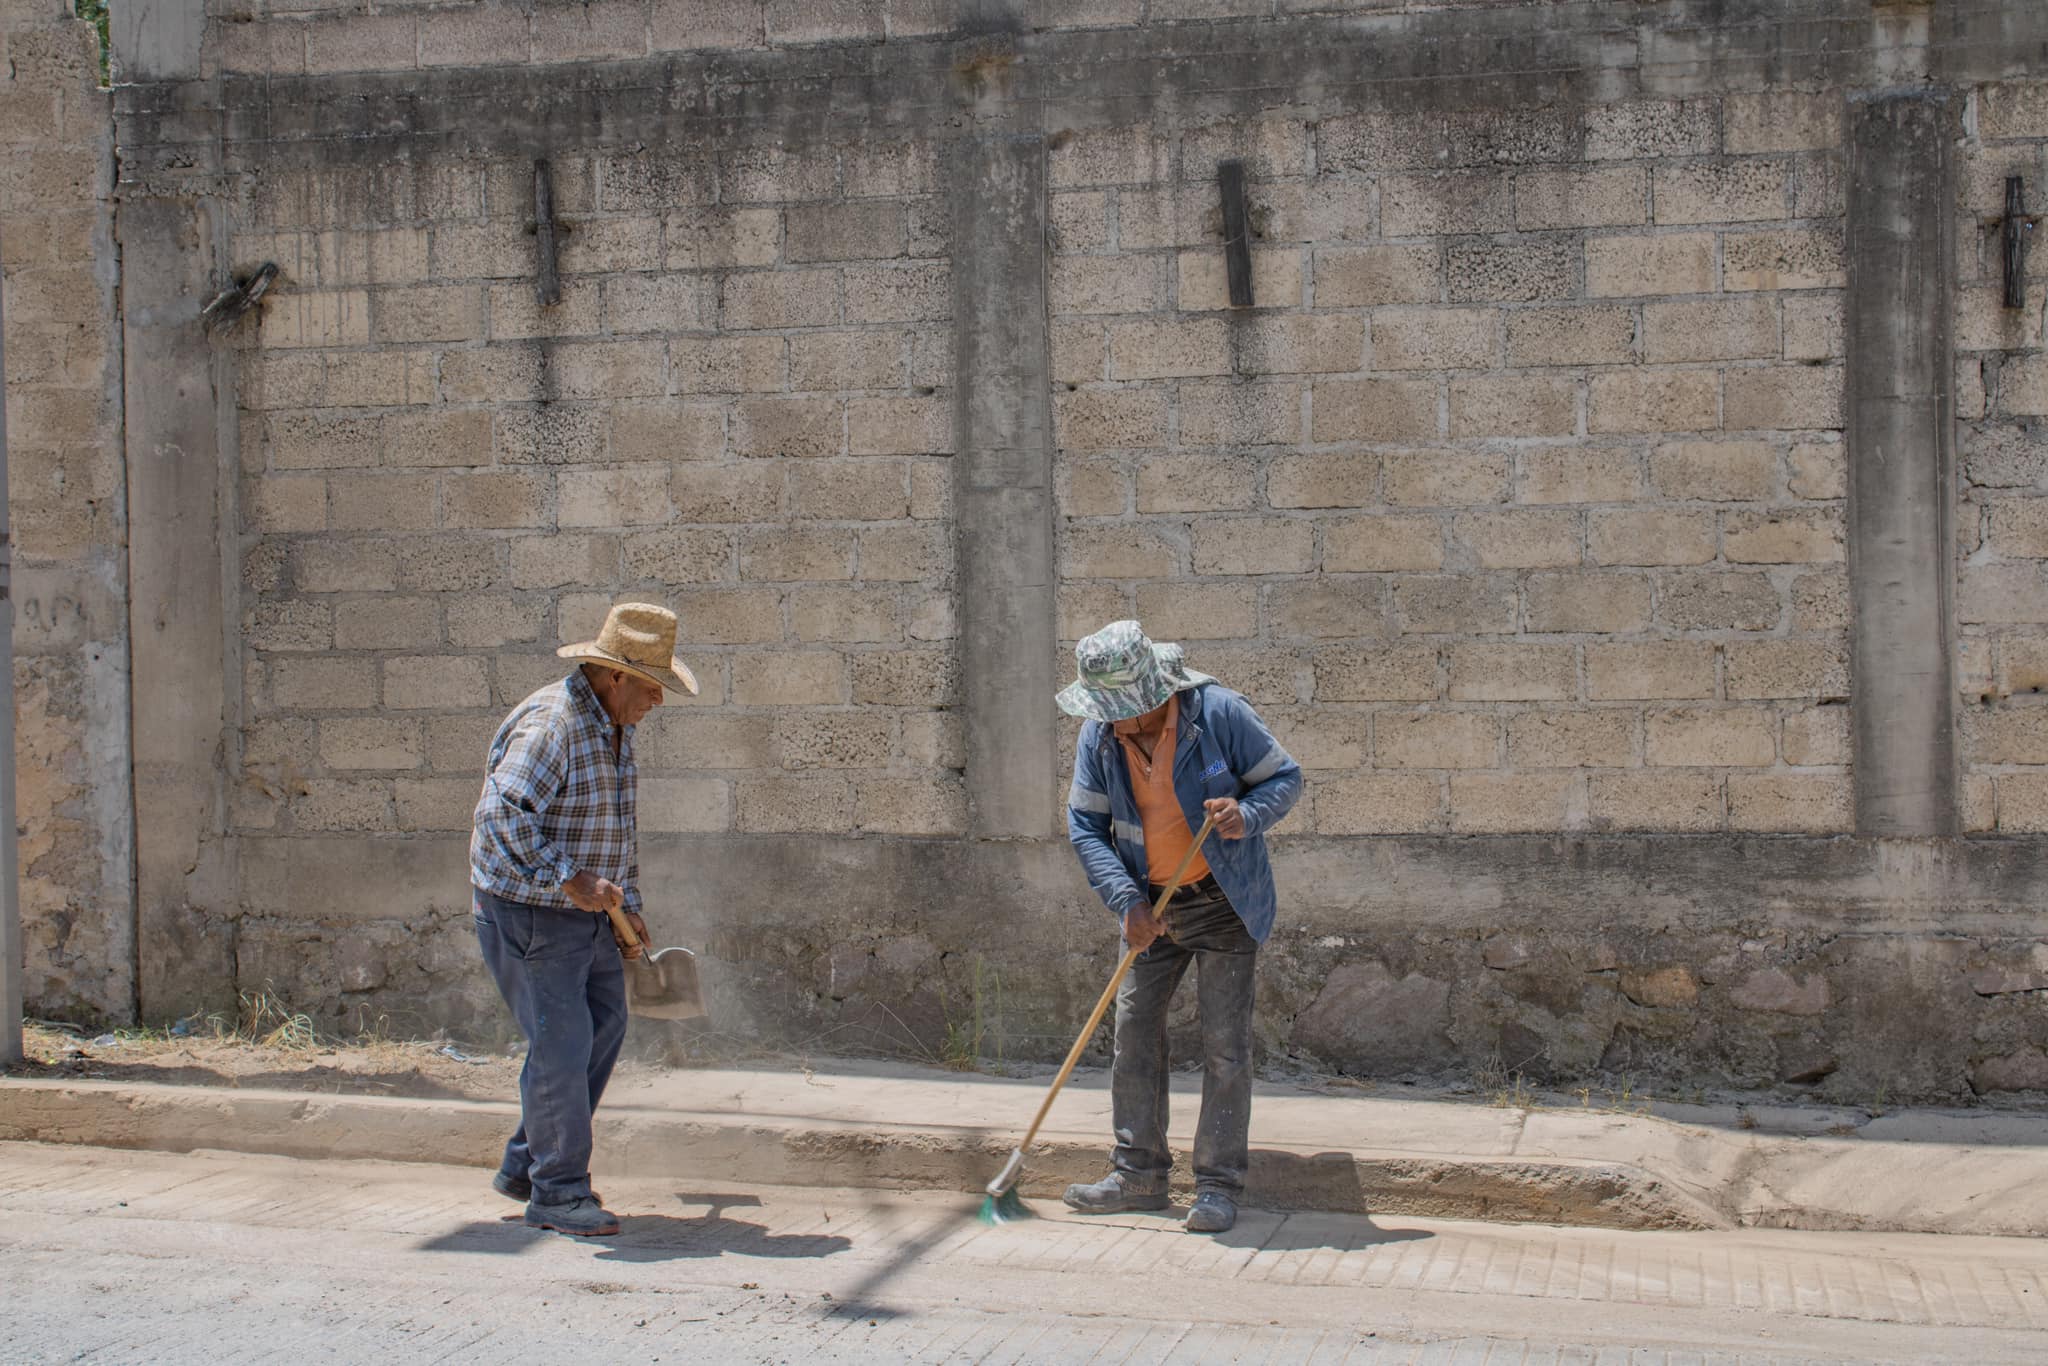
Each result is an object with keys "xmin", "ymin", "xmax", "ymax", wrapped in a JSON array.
[
  {"xmin": 1061, "ymin": 1172, "xmax": 1170, "ymax": 1214},
  {"xmin": 496, "ymin": 1171, "xmax": 602, "ymax": 1206},
  {"xmin": 1184, "ymin": 1191, "xmax": 1237, "ymax": 1234},
  {"xmin": 524, "ymin": 1195, "xmax": 622, "ymax": 1237}
]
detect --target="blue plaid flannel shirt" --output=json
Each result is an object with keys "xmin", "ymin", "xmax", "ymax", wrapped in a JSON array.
[{"xmin": 470, "ymin": 669, "xmax": 640, "ymax": 916}]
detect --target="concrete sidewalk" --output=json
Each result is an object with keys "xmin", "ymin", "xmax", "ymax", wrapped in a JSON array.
[{"xmin": 5, "ymin": 1058, "xmax": 2047, "ymax": 1235}]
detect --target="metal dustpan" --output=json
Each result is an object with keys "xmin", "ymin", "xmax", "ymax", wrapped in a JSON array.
[
  {"xmin": 629, "ymin": 945, "xmax": 707, "ymax": 1021},
  {"xmin": 605, "ymin": 907, "xmax": 709, "ymax": 1020}
]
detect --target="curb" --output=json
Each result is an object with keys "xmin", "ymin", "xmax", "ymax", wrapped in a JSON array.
[{"xmin": 0, "ymin": 1078, "xmax": 1724, "ymax": 1231}]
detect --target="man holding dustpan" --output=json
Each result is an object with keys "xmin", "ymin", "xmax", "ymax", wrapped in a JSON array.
[
  {"xmin": 1058, "ymin": 621, "xmax": 1303, "ymax": 1234},
  {"xmin": 469, "ymin": 602, "xmax": 697, "ymax": 1238}
]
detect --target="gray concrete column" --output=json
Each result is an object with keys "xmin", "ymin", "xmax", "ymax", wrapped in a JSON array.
[
  {"xmin": 950, "ymin": 134, "xmax": 1058, "ymax": 840},
  {"xmin": 1845, "ymin": 92, "xmax": 1958, "ymax": 836},
  {"xmin": 122, "ymin": 194, "xmax": 237, "ymax": 1020},
  {"xmin": 0, "ymin": 223, "xmax": 19, "ymax": 1066}
]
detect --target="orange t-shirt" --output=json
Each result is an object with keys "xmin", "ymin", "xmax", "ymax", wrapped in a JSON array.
[{"xmin": 1117, "ymin": 695, "xmax": 1211, "ymax": 887}]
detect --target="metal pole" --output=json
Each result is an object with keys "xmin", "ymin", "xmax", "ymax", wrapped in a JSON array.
[{"xmin": 0, "ymin": 218, "xmax": 19, "ymax": 1067}]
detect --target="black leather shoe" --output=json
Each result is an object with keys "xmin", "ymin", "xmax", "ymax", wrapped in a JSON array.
[
  {"xmin": 1184, "ymin": 1190, "xmax": 1237, "ymax": 1233},
  {"xmin": 1061, "ymin": 1172, "xmax": 1171, "ymax": 1214}
]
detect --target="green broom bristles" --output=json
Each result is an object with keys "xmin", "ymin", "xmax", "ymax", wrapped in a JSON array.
[{"xmin": 977, "ymin": 1186, "xmax": 1032, "ymax": 1225}]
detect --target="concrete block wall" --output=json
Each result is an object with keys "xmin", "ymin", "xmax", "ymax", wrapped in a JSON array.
[
  {"xmin": 1047, "ymin": 100, "xmax": 1853, "ymax": 837},
  {"xmin": 1956, "ymin": 83, "xmax": 2048, "ymax": 833},
  {"xmin": 229, "ymin": 145, "xmax": 966, "ymax": 846},
  {"xmin": 1, "ymin": 0, "xmax": 134, "ymax": 1023}
]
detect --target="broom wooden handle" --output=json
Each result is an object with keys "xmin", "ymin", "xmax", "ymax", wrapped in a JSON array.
[{"xmin": 1013, "ymin": 812, "xmax": 1217, "ymax": 1156}]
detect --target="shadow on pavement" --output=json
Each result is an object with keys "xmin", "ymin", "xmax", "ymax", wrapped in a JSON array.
[
  {"xmin": 591, "ymin": 1193, "xmax": 853, "ymax": 1265},
  {"xmin": 1215, "ymin": 1210, "xmax": 1434, "ymax": 1253},
  {"xmin": 416, "ymin": 1218, "xmax": 547, "ymax": 1255}
]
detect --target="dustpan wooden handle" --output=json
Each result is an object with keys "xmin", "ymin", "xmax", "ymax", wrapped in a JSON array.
[
  {"xmin": 1014, "ymin": 813, "xmax": 1216, "ymax": 1156},
  {"xmin": 602, "ymin": 902, "xmax": 643, "ymax": 950}
]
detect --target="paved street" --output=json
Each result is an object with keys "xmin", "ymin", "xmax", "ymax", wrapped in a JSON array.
[{"xmin": 3, "ymin": 1142, "xmax": 2046, "ymax": 1364}]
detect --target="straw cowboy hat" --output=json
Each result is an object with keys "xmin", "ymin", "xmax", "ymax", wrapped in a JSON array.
[
  {"xmin": 558, "ymin": 602, "xmax": 700, "ymax": 697},
  {"xmin": 1055, "ymin": 620, "xmax": 1212, "ymax": 723}
]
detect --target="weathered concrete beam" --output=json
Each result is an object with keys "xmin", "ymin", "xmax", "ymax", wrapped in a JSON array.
[
  {"xmin": 951, "ymin": 134, "xmax": 1058, "ymax": 840},
  {"xmin": 1845, "ymin": 92, "xmax": 1957, "ymax": 836},
  {"xmin": 111, "ymin": 0, "xmax": 205, "ymax": 82},
  {"xmin": 121, "ymin": 193, "xmax": 237, "ymax": 1021}
]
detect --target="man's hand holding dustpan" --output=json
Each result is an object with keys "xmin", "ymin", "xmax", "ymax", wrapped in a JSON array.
[
  {"xmin": 599, "ymin": 902, "xmax": 709, "ymax": 1021},
  {"xmin": 564, "ymin": 871, "xmax": 649, "ymax": 961}
]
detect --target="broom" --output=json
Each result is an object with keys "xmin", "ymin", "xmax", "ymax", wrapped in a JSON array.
[{"xmin": 979, "ymin": 812, "xmax": 1217, "ymax": 1225}]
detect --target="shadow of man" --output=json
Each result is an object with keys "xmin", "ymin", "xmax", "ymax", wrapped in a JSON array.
[
  {"xmin": 1213, "ymin": 1149, "xmax": 1438, "ymax": 1252},
  {"xmin": 593, "ymin": 1192, "xmax": 854, "ymax": 1265}
]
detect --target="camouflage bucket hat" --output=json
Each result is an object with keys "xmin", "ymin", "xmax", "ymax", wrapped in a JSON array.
[{"xmin": 1055, "ymin": 620, "xmax": 1213, "ymax": 722}]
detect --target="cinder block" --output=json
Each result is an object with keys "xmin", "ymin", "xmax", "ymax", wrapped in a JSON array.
[
  {"xmin": 320, "ymin": 717, "xmax": 424, "ymax": 771},
  {"xmin": 1651, "ymin": 440, "xmax": 1776, "ymax": 500},
  {"xmin": 1980, "ymin": 83, "xmax": 2048, "ymax": 141},
  {"xmin": 1783, "ymin": 296, "xmax": 1845, "ymax": 362},
  {"xmin": 851, "ymin": 649, "xmax": 957, "ymax": 706},
  {"xmin": 296, "ymin": 538, "xmax": 401, "ymax": 594},
  {"xmin": 1646, "ymin": 707, "xmax": 1775, "ymax": 766},
  {"xmin": 1454, "ymin": 509, "xmax": 1581, "ymax": 569},
  {"xmin": 1058, "ymin": 460, "xmax": 1126, "ymax": 517},
  {"xmin": 1315, "ymin": 772, "xmax": 1443, "ymax": 834},
  {"xmin": 790, "ymin": 331, "xmax": 909, "ymax": 391},
  {"xmin": 1262, "ymin": 581, "xmax": 1384, "ymax": 640},
  {"xmin": 248, "ymin": 475, "xmax": 329, "ymax": 533},
  {"xmin": 1380, "ymin": 172, "xmax": 1512, "ymax": 237},
  {"xmin": 1310, "ymin": 380, "xmax": 1437, "ymax": 443},
  {"xmin": 1261, "ymin": 708, "xmax": 1371, "ymax": 770},
  {"xmin": 374, "ymin": 285, "xmax": 484, "ymax": 344},
  {"xmin": 856, "ymin": 526, "xmax": 948, "ymax": 582},
  {"xmin": 1450, "ymin": 375, "xmax": 1576, "ymax": 439},
  {"xmin": 1376, "ymin": 710, "xmax": 1499, "ymax": 769},
  {"xmin": 1652, "ymin": 161, "xmax": 1787, "ymax": 225},
  {"xmin": 495, "ymin": 404, "xmax": 610, "ymax": 466},
  {"xmin": 441, "ymin": 471, "xmax": 549, "ymax": 530},
  {"xmin": 1313, "ymin": 245, "xmax": 1440, "ymax": 307},
  {"xmin": 559, "ymin": 467, "xmax": 675, "ymax": 528},
  {"xmin": 509, "ymin": 531, "xmax": 619, "ymax": 589},
  {"xmin": 246, "ymin": 601, "xmax": 333, "ymax": 653},
  {"xmin": 671, "ymin": 337, "xmax": 787, "ymax": 395},
  {"xmin": 241, "ymin": 354, "xmax": 328, "ymax": 412},
  {"xmin": 1508, "ymin": 709, "xmax": 1635, "ymax": 768},
  {"xmin": 1449, "ymin": 772, "xmax": 1574, "ymax": 833},
  {"xmin": 1311, "ymin": 643, "xmax": 1440, "ymax": 701},
  {"xmin": 623, "ymin": 528, "xmax": 733, "ymax": 587},
  {"xmin": 1317, "ymin": 110, "xmax": 1447, "ymax": 173},
  {"xmin": 772, "ymin": 712, "xmax": 893, "ymax": 770},
  {"xmin": 1584, "ymin": 232, "xmax": 1715, "ymax": 299},
  {"xmin": 1055, "ymin": 389, "xmax": 1168, "ymax": 450},
  {"xmin": 1321, "ymin": 516, "xmax": 1445, "ymax": 572},
  {"xmin": 384, "ymin": 655, "xmax": 492, "ymax": 710},
  {"xmin": 1724, "ymin": 640, "xmax": 1848, "ymax": 700},
  {"xmin": 1792, "ymin": 568, "xmax": 1849, "ymax": 632},
  {"xmin": 1061, "ymin": 525, "xmax": 1180, "ymax": 579},
  {"xmin": 1191, "ymin": 518, "xmax": 1315, "ymax": 576},
  {"xmin": 848, "ymin": 395, "xmax": 952, "ymax": 456},
  {"xmin": 419, "ymin": 5, "xmax": 531, "ymax": 67},
  {"xmin": 1047, "ymin": 124, "xmax": 1174, "ymax": 190},
  {"xmin": 1233, "ymin": 315, "xmax": 1365, "ymax": 375},
  {"xmin": 326, "ymin": 349, "xmax": 435, "ymax": 407},
  {"xmin": 268, "ymin": 411, "xmax": 381, "ymax": 471},
  {"xmin": 642, "ymin": 712, "xmax": 775, "ymax": 770},
  {"xmin": 268, "ymin": 655, "xmax": 376, "ymax": 712},
  {"xmin": 659, "ymin": 208, "xmax": 778, "ymax": 272},
  {"xmin": 1586, "ymin": 642, "xmax": 1717, "ymax": 700},
  {"xmin": 438, "ymin": 348, "xmax": 542, "ymax": 405},
  {"xmin": 329, "ymin": 473, "xmax": 437, "ymax": 531},
  {"xmin": 1370, "ymin": 307, "xmax": 1497, "ymax": 371},
  {"xmin": 491, "ymin": 281, "xmax": 603, "ymax": 340},
  {"xmin": 1966, "ymin": 708, "xmax": 2048, "ymax": 767},
  {"xmin": 1588, "ymin": 509, "xmax": 1716, "ymax": 566},
  {"xmin": 1998, "ymin": 773, "xmax": 2048, "ymax": 833},
  {"xmin": 448, "ymin": 594, "xmax": 551, "ymax": 649},
  {"xmin": 845, "ymin": 141, "xmax": 938, "ymax": 198},
  {"xmin": 1178, "ymin": 382, "xmax": 1301, "ymax": 447},
  {"xmin": 1051, "ymin": 321, "xmax": 1105, "ymax": 384},
  {"xmin": 1059, "ymin": 583, "xmax": 1131, "ymax": 643},
  {"xmin": 732, "ymin": 397, "xmax": 844, "ymax": 458},
  {"xmin": 670, "ymin": 587, "xmax": 783, "ymax": 644},
  {"xmin": 665, "ymin": 464, "xmax": 781, "ymax": 523},
  {"xmin": 1724, "ymin": 228, "xmax": 1846, "ymax": 292},
  {"xmin": 1588, "ymin": 770, "xmax": 1723, "ymax": 832},
  {"xmin": 292, "ymin": 779, "xmax": 395, "ymax": 833},
  {"xmin": 1392, "ymin": 576, "xmax": 1516, "ymax": 635},
  {"xmin": 1518, "ymin": 450, "xmax": 1639, "ymax": 505},
  {"xmin": 383, "ymin": 409, "xmax": 493, "ymax": 470},
  {"xmin": 1657, "ymin": 571, "xmax": 1783, "ymax": 632},
  {"xmin": 721, "ymin": 270, "xmax": 840, "ymax": 330},
  {"xmin": 1724, "ymin": 91, "xmax": 1843, "ymax": 153},
  {"xmin": 258, "ymin": 290, "xmax": 374, "ymax": 348},
  {"xmin": 1051, "ymin": 256, "xmax": 1167, "ymax": 316},
  {"xmin": 1448, "ymin": 643, "xmax": 1575, "ymax": 701},
  {"xmin": 843, "ymin": 264, "xmax": 950, "ymax": 324},
  {"xmin": 1134, "ymin": 581, "xmax": 1258, "ymax": 641},
  {"xmin": 632, "ymin": 778, "xmax": 728, "ymax": 833},
  {"xmin": 1382, "ymin": 451, "xmax": 1509, "ymax": 507},
  {"xmin": 1721, "ymin": 509, "xmax": 1844, "ymax": 564},
  {"xmin": 1447, "ymin": 237, "xmax": 1576, "ymax": 304},
  {"xmin": 1266, "ymin": 453, "xmax": 1377, "ymax": 510},
  {"xmin": 391, "ymin": 777, "xmax": 481, "ymax": 832},
  {"xmin": 1587, "ymin": 370, "xmax": 1719, "ymax": 434},
  {"xmin": 855, "ymin": 777, "xmax": 968, "ymax": 837},
  {"xmin": 781, "ymin": 577, "xmax": 909, "ymax": 642},
  {"xmin": 1727, "ymin": 773, "xmax": 1851, "ymax": 833},
  {"xmin": 1177, "ymin": 248, "xmax": 1304, "ymax": 312},
  {"xmin": 1523, "ymin": 572, "xmax": 1652, "ymax": 633},
  {"xmin": 1109, "ymin": 319, "xmax": 1231, "ymax": 381},
  {"xmin": 1505, "ymin": 306, "xmax": 1636, "ymax": 367},
  {"xmin": 1990, "ymin": 498, "xmax": 2048, "ymax": 558},
  {"xmin": 335, "ymin": 596, "xmax": 442, "ymax": 650},
  {"xmin": 1514, "ymin": 167, "xmax": 1647, "ymax": 229},
  {"xmin": 1135, "ymin": 454, "xmax": 1259, "ymax": 513},
  {"xmin": 785, "ymin": 201, "xmax": 905, "ymax": 263},
  {"xmin": 737, "ymin": 776, "xmax": 854, "ymax": 833},
  {"xmin": 790, "ymin": 461, "xmax": 911, "ymax": 521},
  {"xmin": 612, "ymin": 401, "xmax": 725, "ymax": 463}
]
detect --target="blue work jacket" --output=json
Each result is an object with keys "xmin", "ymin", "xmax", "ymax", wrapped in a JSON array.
[{"xmin": 1066, "ymin": 683, "xmax": 1303, "ymax": 943}]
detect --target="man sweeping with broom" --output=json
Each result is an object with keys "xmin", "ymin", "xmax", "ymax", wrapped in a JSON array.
[{"xmin": 1055, "ymin": 621, "xmax": 1303, "ymax": 1235}]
